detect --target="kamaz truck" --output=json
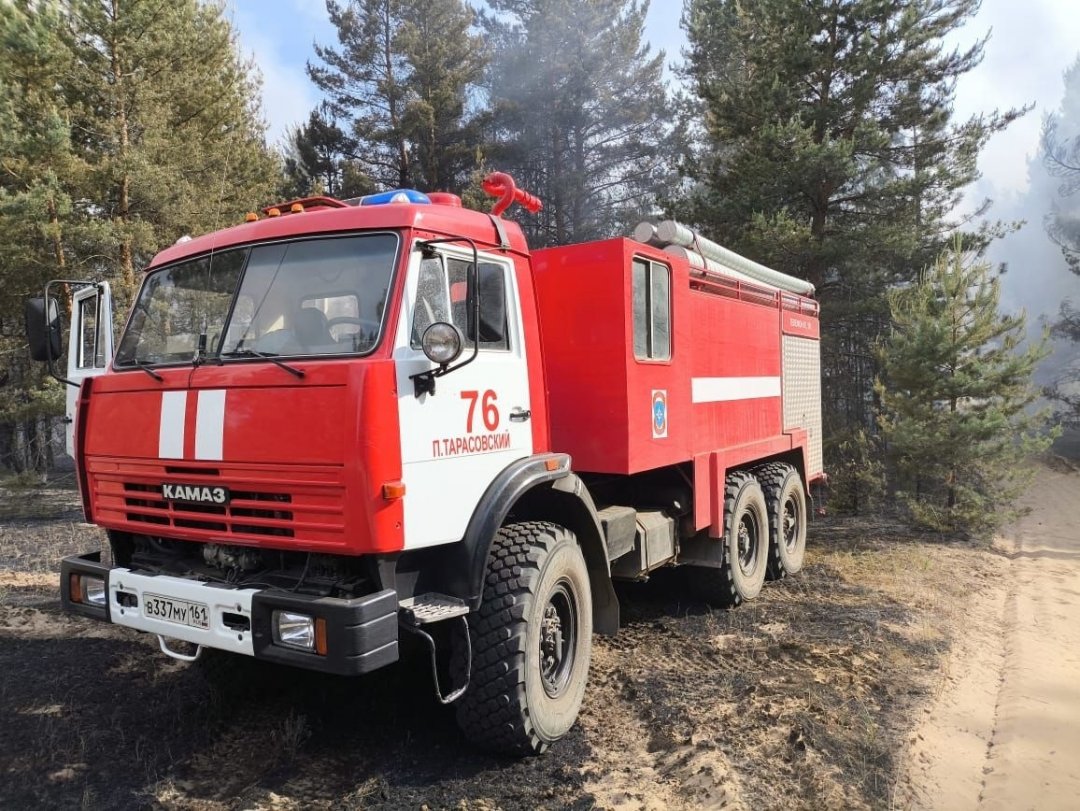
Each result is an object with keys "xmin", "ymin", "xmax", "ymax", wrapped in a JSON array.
[{"xmin": 26, "ymin": 173, "xmax": 822, "ymax": 754}]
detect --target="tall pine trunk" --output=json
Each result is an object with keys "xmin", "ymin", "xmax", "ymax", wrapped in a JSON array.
[
  {"xmin": 110, "ymin": 0, "xmax": 134, "ymax": 292},
  {"xmin": 380, "ymin": 0, "xmax": 408, "ymax": 188},
  {"xmin": 552, "ymin": 125, "xmax": 567, "ymax": 244}
]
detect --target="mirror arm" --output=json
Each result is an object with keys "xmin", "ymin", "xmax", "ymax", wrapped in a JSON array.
[{"xmin": 412, "ymin": 369, "xmax": 437, "ymax": 398}]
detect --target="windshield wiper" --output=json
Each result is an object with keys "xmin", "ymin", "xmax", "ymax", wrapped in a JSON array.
[
  {"xmin": 220, "ymin": 349, "xmax": 305, "ymax": 378},
  {"xmin": 132, "ymin": 360, "xmax": 164, "ymax": 381}
]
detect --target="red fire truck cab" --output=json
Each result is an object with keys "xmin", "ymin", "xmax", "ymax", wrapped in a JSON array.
[{"xmin": 26, "ymin": 177, "xmax": 822, "ymax": 755}]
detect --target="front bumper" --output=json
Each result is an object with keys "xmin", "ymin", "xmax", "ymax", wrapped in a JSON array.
[{"xmin": 60, "ymin": 552, "xmax": 398, "ymax": 676}]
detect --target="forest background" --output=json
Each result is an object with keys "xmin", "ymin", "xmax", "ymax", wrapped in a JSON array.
[{"xmin": 2, "ymin": 0, "xmax": 1079, "ymax": 535}]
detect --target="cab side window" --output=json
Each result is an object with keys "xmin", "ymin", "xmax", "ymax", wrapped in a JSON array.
[
  {"xmin": 411, "ymin": 255, "xmax": 510, "ymax": 351},
  {"xmin": 632, "ymin": 258, "xmax": 671, "ymax": 361},
  {"xmin": 410, "ymin": 256, "xmax": 452, "ymax": 347},
  {"xmin": 448, "ymin": 258, "xmax": 509, "ymax": 351},
  {"xmin": 77, "ymin": 295, "xmax": 106, "ymax": 369}
]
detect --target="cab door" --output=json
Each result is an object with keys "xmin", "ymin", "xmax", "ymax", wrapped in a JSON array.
[
  {"xmin": 66, "ymin": 283, "xmax": 114, "ymax": 456},
  {"xmin": 394, "ymin": 247, "xmax": 533, "ymax": 549}
]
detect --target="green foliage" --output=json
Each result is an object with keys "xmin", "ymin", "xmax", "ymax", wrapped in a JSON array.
[
  {"xmin": 680, "ymin": 0, "xmax": 1017, "ymax": 268},
  {"xmin": 826, "ymin": 428, "xmax": 885, "ymax": 515},
  {"xmin": 877, "ymin": 244, "xmax": 1055, "ymax": 536},
  {"xmin": 1045, "ymin": 303, "xmax": 1080, "ymax": 430},
  {"xmin": 309, "ymin": 0, "xmax": 487, "ymax": 194},
  {"xmin": 678, "ymin": 0, "xmax": 1025, "ymax": 478},
  {"xmin": 0, "ymin": 1, "xmax": 82, "ymax": 470},
  {"xmin": 282, "ymin": 108, "xmax": 376, "ymax": 199},
  {"xmin": 482, "ymin": 0, "xmax": 676, "ymax": 245},
  {"xmin": 0, "ymin": 0, "xmax": 276, "ymax": 472},
  {"xmin": 0, "ymin": 470, "xmax": 46, "ymax": 489},
  {"xmin": 61, "ymin": 0, "xmax": 279, "ymax": 298}
]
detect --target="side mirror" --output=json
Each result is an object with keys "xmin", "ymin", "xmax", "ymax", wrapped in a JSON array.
[{"xmin": 25, "ymin": 296, "xmax": 63, "ymax": 362}]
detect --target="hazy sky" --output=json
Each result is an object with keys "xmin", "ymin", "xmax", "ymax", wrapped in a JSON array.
[{"xmin": 226, "ymin": 0, "xmax": 1080, "ymax": 201}]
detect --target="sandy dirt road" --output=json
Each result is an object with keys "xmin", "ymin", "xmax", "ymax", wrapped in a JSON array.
[{"xmin": 900, "ymin": 465, "xmax": 1080, "ymax": 810}]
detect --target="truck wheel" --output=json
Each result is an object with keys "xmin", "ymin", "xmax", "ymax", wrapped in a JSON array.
[
  {"xmin": 755, "ymin": 463, "xmax": 807, "ymax": 579},
  {"xmin": 686, "ymin": 471, "xmax": 769, "ymax": 607},
  {"xmin": 455, "ymin": 521, "xmax": 593, "ymax": 756}
]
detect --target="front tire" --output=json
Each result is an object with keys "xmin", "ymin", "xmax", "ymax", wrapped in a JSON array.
[
  {"xmin": 685, "ymin": 471, "xmax": 769, "ymax": 607},
  {"xmin": 456, "ymin": 522, "xmax": 593, "ymax": 756}
]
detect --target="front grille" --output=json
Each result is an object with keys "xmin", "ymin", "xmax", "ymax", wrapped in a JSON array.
[
  {"xmin": 122, "ymin": 482, "xmax": 296, "ymax": 537},
  {"xmin": 88, "ymin": 460, "xmax": 346, "ymax": 547},
  {"xmin": 230, "ymin": 491, "xmax": 295, "ymax": 537}
]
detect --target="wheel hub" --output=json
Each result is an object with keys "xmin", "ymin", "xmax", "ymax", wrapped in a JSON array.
[
  {"xmin": 783, "ymin": 496, "xmax": 800, "ymax": 552},
  {"xmin": 539, "ymin": 581, "xmax": 576, "ymax": 698},
  {"xmin": 737, "ymin": 515, "xmax": 758, "ymax": 574}
]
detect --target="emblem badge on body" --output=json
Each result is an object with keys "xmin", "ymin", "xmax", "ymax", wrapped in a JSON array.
[
  {"xmin": 161, "ymin": 483, "xmax": 230, "ymax": 505},
  {"xmin": 652, "ymin": 389, "xmax": 668, "ymax": 439}
]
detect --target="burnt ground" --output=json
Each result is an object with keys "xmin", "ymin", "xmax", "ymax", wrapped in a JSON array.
[{"xmin": 0, "ymin": 477, "xmax": 1007, "ymax": 810}]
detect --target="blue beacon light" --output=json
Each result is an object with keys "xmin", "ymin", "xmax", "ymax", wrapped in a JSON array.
[{"xmin": 360, "ymin": 189, "xmax": 431, "ymax": 206}]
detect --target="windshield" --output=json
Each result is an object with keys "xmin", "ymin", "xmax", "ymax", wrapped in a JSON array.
[{"xmin": 115, "ymin": 234, "xmax": 399, "ymax": 367}]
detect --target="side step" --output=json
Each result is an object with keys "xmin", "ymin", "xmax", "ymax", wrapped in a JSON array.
[
  {"xmin": 398, "ymin": 593, "xmax": 471, "ymax": 704},
  {"xmin": 399, "ymin": 593, "xmax": 469, "ymax": 624}
]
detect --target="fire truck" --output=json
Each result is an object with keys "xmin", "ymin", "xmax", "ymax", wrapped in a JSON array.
[{"xmin": 25, "ymin": 173, "xmax": 822, "ymax": 755}]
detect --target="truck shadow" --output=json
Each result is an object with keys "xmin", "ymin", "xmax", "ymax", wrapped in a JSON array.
[
  {"xmin": 0, "ymin": 606, "xmax": 592, "ymax": 810},
  {"xmin": 0, "ymin": 552, "xmax": 941, "ymax": 810}
]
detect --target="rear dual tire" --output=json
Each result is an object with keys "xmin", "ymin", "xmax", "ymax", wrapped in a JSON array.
[
  {"xmin": 754, "ymin": 463, "xmax": 807, "ymax": 579},
  {"xmin": 685, "ymin": 471, "xmax": 770, "ymax": 607}
]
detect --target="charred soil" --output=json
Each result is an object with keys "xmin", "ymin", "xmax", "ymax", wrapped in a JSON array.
[{"xmin": 0, "ymin": 477, "xmax": 1005, "ymax": 810}]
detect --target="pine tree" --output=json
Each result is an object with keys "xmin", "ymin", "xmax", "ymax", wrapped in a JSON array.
[
  {"xmin": 309, "ymin": 0, "xmax": 486, "ymax": 193},
  {"xmin": 63, "ymin": 0, "xmax": 279, "ymax": 299},
  {"xmin": 0, "ymin": 0, "xmax": 276, "ymax": 473},
  {"xmin": 679, "ymin": 0, "xmax": 1024, "ymax": 509},
  {"xmin": 1044, "ymin": 118, "xmax": 1080, "ymax": 273},
  {"xmin": 483, "ymin": 0, "xmax": 675, "ymax": 245},
  {"xmin": 1048, "ymin": 302, "xmax": 1080, "ymax": 427},
  {"xmin": 282, "ymin": 107, "xmax": 375, "ymax": 199},
  {"xmin": 398, "ymin": 0, "xmax": 487, "ymax": 191},
  {"xmin": 1043, "ymin": 56, "xmax": 1080, "ymax": 275},
  {"xmin": 877, "ymin": 244, "xmax": 1053, "ymax": 535},
  {"xmin": 1038, "ymin": 58, "xmax": 1080, "ymax": 428},
  {"xmin": 0, "ymin": 0, "xmax": 79, "ymax": 473}
]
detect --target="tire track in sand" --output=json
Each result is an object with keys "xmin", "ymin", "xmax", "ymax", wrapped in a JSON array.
[{"xmin": 898, "ymin": 464, "xmax": 1080, "ymax": 810}]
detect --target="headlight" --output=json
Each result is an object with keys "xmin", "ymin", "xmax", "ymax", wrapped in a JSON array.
[
  {"xmin": 273, "ymin": 610, "xmax": 315, "ymax": 651},
  {"xmin": 70, "ymin": 573, "xmax": 106, "ymax": 606},
  {"xmin": 83, "ymin": 576, "xmax": 107, "ymax": 607},
  {"xmin": 421, "ymin": 322, "xmax": 464, "ymax": 365}
]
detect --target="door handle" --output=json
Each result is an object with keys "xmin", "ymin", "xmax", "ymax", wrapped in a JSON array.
[{"xmin": 509, "ymin": 407, "xmax": 531, "ymax": 423}]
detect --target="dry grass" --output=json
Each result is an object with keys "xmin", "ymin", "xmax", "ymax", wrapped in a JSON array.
[
  {"xmin": 0, "ymin": 486, "xmax": 1002, "ymax": 810},
  {"xmin": 578, "ymin": 513, "xmax": 1007, "ymax": 809}
]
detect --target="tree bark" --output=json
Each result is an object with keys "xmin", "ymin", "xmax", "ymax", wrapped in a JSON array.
[
  {"xmin": 552, "ymin": 125, "xmax": 566, "ymax": 244},
  {"xmin": 380, "ymin": 0, "xmax": 408, "ymax": 188},
  {"xmin": 111, "ymin": 0, "xmax": 134, "ymax": 292}
]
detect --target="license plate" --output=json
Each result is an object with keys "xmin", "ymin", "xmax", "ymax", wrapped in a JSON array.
[{"xmin": 143, "ymin": 594, "xmax": 210, "ymax": 629}]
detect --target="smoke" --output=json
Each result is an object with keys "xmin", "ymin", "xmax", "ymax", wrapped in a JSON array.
[{"xmin": 978, "ymin": 56, "xmax": 1080, "ymax": 387}]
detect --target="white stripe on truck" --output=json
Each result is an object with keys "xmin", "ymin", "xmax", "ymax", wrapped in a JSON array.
[
  {"xmin": 691, "ymin": 376, "xmax": 782, "ymax": 403},
  {"xmin": 195, "ymin": 389, "xmax": 226, "ymax": 461},
  {"xmin": 159, "ymin": 390, "xmax": 187, "ymax": 458}
]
